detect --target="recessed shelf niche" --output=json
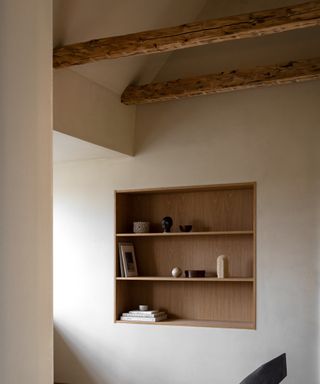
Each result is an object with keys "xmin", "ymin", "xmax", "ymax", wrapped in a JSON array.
[{"xmin": 114, "ymin": 182, "xmax": 256, "ymax": 329}]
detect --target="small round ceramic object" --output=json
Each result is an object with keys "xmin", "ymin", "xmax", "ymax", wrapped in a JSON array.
[
  {"xmin": 133, "ymin": 221, "xmax": 150, "ymax": 233},
  {"xmin": 139, "ymin": 305, "xmax": 149, "ymax": 311},
  {"xmin": 171, "ymin": 267, "xmax": 182, "ymax": 278}
]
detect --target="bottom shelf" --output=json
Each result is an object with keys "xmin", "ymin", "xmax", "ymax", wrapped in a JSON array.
[{"xmin": 115, "ymin": 318, "xmax": 255, "ymax": 329}]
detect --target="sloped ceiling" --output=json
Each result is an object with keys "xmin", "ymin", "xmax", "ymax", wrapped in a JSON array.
[
  {"xmin": 54, "ymin": 0, "xmax": 320, "ymax": 95},
  {"xmin": 53, "ymin": 0, "xmax": 207, "ymax": 94},
  {"xmin": 154, "ymin": 0, "xmax": 320, "ymax": 82},
  {"xmin": 53, "ymin": 0, "xmax": 320, "ymax": 161}
]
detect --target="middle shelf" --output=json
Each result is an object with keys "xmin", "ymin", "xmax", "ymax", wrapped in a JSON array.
[
  {"xmin": 116, "ymin": 230, "xmax": 254, "ymax": 237},
  {"xmin": 116, "ymin": 277, "xmax": 254, "ymax": 282},
  {"xmin": 116, "ymin": 233, "xmax": 254, "ymax": 279}
]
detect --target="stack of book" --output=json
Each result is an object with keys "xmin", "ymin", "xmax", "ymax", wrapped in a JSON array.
[{"xmin": 121, "ymin": 309, "xmax": 168, "ymax": 322}]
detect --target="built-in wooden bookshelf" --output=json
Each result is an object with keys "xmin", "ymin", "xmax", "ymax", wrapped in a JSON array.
[{"xmin": 115, "ymin": 182, "xmax": 256, "ymax": 329}]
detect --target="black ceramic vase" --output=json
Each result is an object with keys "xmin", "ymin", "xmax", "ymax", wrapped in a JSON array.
[{"xmin": 161, "ymin": 216, "xmax": 173, "ymax": 233}]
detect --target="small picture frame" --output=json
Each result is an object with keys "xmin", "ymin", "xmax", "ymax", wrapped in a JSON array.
[{"xmin": 119, "ymin": 243, "xmax": 138, "ymax": 277}]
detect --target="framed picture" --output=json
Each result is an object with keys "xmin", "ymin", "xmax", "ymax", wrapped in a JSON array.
[{"xmin": 119, "ymin": 243, "xmax": 138, "ymax": 277}]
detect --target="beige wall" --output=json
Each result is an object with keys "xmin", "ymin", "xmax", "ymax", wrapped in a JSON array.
[
  {"xmin": 0, "ymin": 1, "xmax": 53, "ymax": 383},
  {"xmin": 54, "ymin": 80, "xmax": 320, "ymax": 384},
  {"xmin": 54, "ymin": 69, "xmax": 136, "ymax": 156}
]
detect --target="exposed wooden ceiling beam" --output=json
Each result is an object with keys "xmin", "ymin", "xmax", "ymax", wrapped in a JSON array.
[
  {"xmin": 53, "ymin": 1, "xmax": 320, "ymax": 68},
  {"xmin": 120, "ymin": 57, "xmax": 320, "ymax": 105}
]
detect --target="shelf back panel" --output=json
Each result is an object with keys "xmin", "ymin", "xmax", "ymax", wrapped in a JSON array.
[
  {"xmin": 117, "ymin": 234, "xmax": 253, "ymax": 278},
  {"xmin": 116, "ymin": 280, "xmax": 254, "ymax": 323},
  {"xmin": 116, "ymin": 187, "xmax": 254, "ymax": 233}
]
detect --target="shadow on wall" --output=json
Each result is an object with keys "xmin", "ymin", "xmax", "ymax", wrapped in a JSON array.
[{"xmin": 54, "ymin": 326, "xmax": 96, "ymax": 384}]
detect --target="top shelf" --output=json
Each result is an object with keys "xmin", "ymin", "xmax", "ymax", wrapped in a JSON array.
[{"xmin": 116, "ymin": 230, "xmax": 253, "ymax": 237}]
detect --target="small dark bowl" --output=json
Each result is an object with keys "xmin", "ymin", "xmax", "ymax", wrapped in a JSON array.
[
  {"xmin": 179, "ymin": 225, "xmax": 192, "ymax": 232},
  {"xmin": 185, "ymin": 270, "xmax": 205, "ymax": 278}
]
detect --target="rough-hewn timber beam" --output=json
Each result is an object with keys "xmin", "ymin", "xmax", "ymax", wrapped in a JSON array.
[
  {"xmin": 53, "ymin": 1, "xmax": 320, "ymax": 68},
  {"xmin": 121, "ymin": 57, "xmax": 320, "ymax": 104}
]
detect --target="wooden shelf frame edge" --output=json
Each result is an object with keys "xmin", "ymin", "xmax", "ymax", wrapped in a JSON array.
[
  {"xmin": 115, "ymin": 181, "xmax": 256, "ymax": 194},
  {"xmin": 116, "ymin": 277, "xmax": 255, "ymax": 282},
  {"xmin": 115, "ymin": 319, "xmax": 256, "ymax": 330},
  {"xmin": 253, "ymin": 182, "xmax": 257, "ymax": 329},
  {"xmin": 116, "ymin": 230, "xmax": 254, "ymax": 237}
]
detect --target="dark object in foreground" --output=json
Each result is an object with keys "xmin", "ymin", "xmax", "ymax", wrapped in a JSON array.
[
  {"xmin": 179, "ymin": 225, "xmax": 192, "ymax": 232},
  {"xmin": 240, "ymin": 353, "xmax": 287, "ymax": 384},
  {"xmin": 185, "ymin": 270, "xmax": 205, "ymax": 278}
]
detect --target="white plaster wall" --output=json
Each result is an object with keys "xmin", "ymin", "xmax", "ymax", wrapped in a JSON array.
[
  {"xmin": 54, "ymin": 69, "xmax": 136, "ymax": 156},
  {"xmin": 54, "ymin": 80, "xmax": 320, "ymax": 384},
  {"xmin": 0, "ymin": 0, "xmax": 53, "ymax": 383}
]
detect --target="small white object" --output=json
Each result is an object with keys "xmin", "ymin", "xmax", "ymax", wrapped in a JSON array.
[
  {"xmin": 133, "ymin": 221, "xmax": 150, "ymax": 233},
  {"xmin": 139, "ymin": 305, "xmax": 149, "ymax": 311},
  {"xmin": 171, "ymin": 267, "xmax": 182, "ymax": 278},
  {"xmin": 217, "ymin": 255, "xmax": 228, "ymax": 278}
]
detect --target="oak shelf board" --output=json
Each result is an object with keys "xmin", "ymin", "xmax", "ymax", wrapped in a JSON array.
[
  {"xmin": 116, "ymin": 230, "xmax": 254, "ymax": 237},
  {"xmin": 115, "ymin": 182, "xmax": 255, "ymax": 194},
  {"xmin": 116, "ymin": 318, "xmax": 255, "ymax": 329},
  {"xmin": 116, "ymin": 277, "xmax": 254, "ymax": 282}
]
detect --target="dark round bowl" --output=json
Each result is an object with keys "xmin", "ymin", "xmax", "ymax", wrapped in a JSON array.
[
  {"xmin": 185, "ymin": 270, "xmax": 205, "ymax": 278},
  {"xmin": 179, "ymin": 225, "xmax": 192, "ymax": 232}
]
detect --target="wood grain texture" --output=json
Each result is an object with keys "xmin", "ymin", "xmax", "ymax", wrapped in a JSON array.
[
  {"xmin": 116, "ymin": 230, "xmax": 254, "ymax": 237},
  {"xmin": 252, "ymin": 183, "xmax": 257, "ymax": 327},
  {"xmin": 120, "ymin": 235, "xmax": 254, "ymax": 278},
  {"xmin": 121, "ymin": 57, "xmax": 320, "ymax": 104},
  {"xmin": 116, "ymin": 187, "xmax": 254, "ymax": 233},
  {"xmin": 53, "ymin": 1, "xmax": 320, "ymax": 68},
  {"xmin": 116, "ymin": 277, "xmax": 254, "ymax": 282},
  {"xmin": 115, "ymin": 183, "xmax": 256, "ymax": 329},
  {"xmin": 116, "ymin": 280, "xmax": 254, "ymax": 323},
  {"xmin": 116, "ymin": 319, "xmax": 255, "ymax": 329},
  {"xmin": 115, "ymin": 182, "xmax": 255, "ymax": 194}
]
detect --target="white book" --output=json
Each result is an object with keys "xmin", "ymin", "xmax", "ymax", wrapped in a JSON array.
[
  {"xmin": 129, "ymin": 310, "xmax": 159, "ymax": 315},
  {"xmin": 122, "ymin": 311, "xmax": 166, "ymax": 318},
  {"xmin": 121, "ymin": 314, "xmax": 167, "ymax": 322}
]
